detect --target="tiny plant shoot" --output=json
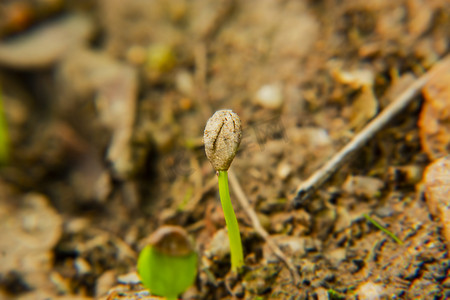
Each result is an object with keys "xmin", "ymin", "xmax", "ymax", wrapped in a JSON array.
[
  {"xmin": 204, "ymin": 110, "xmax": 244, "ymax": 273},
  {"xmin": 0, "ymin": 85, "xmax": 9, "ymax": 164},
  {"xmin": 137, "ymin": 226, "xmax": 197, "ymax": 300},
  {"xmin": 363, "ymin": 213, "xmax": 403, "ymax": 245}
]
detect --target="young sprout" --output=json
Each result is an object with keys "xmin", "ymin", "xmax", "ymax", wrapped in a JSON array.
[
  {"xmin": 363, "ymin": 213, "xmax": 403, "ymax": 245},
  {"xmin": 137, "ymin": 226, "xmax": 197, "ymax": 300},
  {"xmin": 204, "ymin": 110, "xmax": 244, "ymax": 273},
  {"xmin": 0, "ymin": 85, "xmax": 9, "ymax": 164}
]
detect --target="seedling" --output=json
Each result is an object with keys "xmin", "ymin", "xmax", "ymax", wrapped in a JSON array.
[
  {"xmin": 0, "ymin": 85, "xmax": 9, "ymax": 164},
  {"xmin": 204, "ymin": 110, "xmax": 244, "ymax": 273},
  {"xmin": 328, "ymin": 288, "xmax": 346, "ymax": 300},
  {"xmin": 363, "ymin": 213, "xmax": 403, "ymax": 245},
  {"xmin": 137, "ymin": 226, "xmax": 197, "ymax": 300}
]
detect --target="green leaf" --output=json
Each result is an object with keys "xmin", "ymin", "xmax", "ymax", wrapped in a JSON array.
[{"xmin": 137, "ymin": 245, "xmax": 197, "ymax": 299}]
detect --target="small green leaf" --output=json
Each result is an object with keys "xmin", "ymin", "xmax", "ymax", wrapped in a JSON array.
[{"xmin": 137, "ymin": 244, "xmax": 197, "ymax": 299}]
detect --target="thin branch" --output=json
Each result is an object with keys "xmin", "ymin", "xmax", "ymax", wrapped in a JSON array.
[
  {"xmin": 228, "ymin": 169, "xmax": 300, "ymax": 285},
  {"xmin": 293, "ymin": 55, "xmax": 450, "ymax": 204}
]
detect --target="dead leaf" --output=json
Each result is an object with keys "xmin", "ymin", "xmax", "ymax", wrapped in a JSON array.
[
  {"xmin": 423, "ymin": 156, "xmax": 450, "ymax": 248},
  {"xmin": 0, "ymin": 14, "xmax": 93, "ymax": 69},
  {"xmin": 419, "ymin": 63, "xmax": 450, "ymax": 160}
]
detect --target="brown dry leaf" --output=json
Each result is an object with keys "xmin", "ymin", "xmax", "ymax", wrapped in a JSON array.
[
  {"xmin": 423, "ymin": 156, "xmax": 450, "ymax": 248},
  {"xmin": 419, "ymin": 63, "xmax": 450, "ymax": 160},
  {"xmin": 0, "ymin": 14, "xmax": 93, "ymax": 69}
]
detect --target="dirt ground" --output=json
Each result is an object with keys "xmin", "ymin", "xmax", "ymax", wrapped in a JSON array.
[{"xmin": 0, "ymin": 0, "xmax": 449, "ymax": 299}]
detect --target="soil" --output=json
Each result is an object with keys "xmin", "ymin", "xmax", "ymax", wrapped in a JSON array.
[{"xmin": 0, "ymin": 0, "xmax": 449, "ymax": 299}]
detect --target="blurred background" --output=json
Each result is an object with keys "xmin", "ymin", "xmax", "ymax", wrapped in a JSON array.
[{"xmin": 0, "ymin": 0, "xmax": 449, "ymax": 299}]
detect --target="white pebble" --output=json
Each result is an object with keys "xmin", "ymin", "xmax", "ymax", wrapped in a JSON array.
[
  {"xmin": 255, "ymin": 84, "xmax": 283, "ymax": 109},
  {"xmin": 355, "ymin": 281, "xmax": 384, "ymax": 300},
  {"xmin": 277, "ymin": 161, "xmax": 292, "ymax": 180}
]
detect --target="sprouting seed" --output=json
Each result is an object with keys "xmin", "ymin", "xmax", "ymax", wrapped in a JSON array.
[{"xmin": 204, "ymin": 109, "xmax": 244, "ymax": 273}]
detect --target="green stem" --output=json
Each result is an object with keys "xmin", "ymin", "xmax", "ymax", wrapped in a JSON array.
[
  {"xmin": 0, "ymin": 85, "xmax": 9, "ymax": 165},
  {"xmin": 363, "ymin": 213, "xmax": 403, "ymax": 245},
  {"xmin": 218, "ymin": 170, "xmax": 244, "ymax": 272}
]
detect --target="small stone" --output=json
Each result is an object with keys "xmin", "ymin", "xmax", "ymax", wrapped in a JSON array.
[
  {"xmin": 176, "ymin": 70, "xmax": 195, "ymax": 96},
  {"xmin": 355, "ymin": 281, "xmax": 385, "ymax": 300},
  {"xmin": 329, "ymin": 61, "xmax": 375, "ymax": 88},
  {"xmin": 342, "ymin": 175, "xmax": 384, "ymax": 198},
  {"xmin": 74, "ymin": 257, "xmax": 91, "ymax": 275},
  {"xmin": 288, "ymin": 127, "xmax": 332, "ymax": 150},
  {"xmin": 263, "ymin": 235, "xmax": 306, "ymax": 262},
  {"xmin": 315, "ymin": 287, "xmax": 329, "ymax": 300},
  {"xmin": 254, "ymin": 84, "xmax": 283, "ymax": 110},
  {"xmin": 277, "ymin": 161, "xmax": 292, "ymax": 180},
  {"xmin": 117, "ymin": 271, "xmax": 141, "ymax": 285},
  {"xmin": 326, "ymin": 247, "xmax": 347, "ymax": 266}
]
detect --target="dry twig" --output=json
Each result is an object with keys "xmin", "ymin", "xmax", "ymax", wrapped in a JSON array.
[
  {"xmin": 228, "ymin": 169, "xmax": 300, "ymax": 285},
  {"xmin": 293, "ymin": 55, "xmax": 450, "ymax": 205}
]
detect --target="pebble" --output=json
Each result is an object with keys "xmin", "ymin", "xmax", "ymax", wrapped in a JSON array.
[
  {"xmin": 328, "ymin": 60, "xmax": 374, "ymax": 88},
  {"xmin": 254, "ymin": 84, "xmax": 283, "ymax": 110},
  {"xmin": 288, "ymin": 127, "xmax": 332, "ymax": 150},
  {"xmin": 326, "ymin": 247, "xmax": 347, "ymax": 266},
  {"xmin": 276, "ymin": 161, "xmax": 292, "ymax": 180},
  {"xmin": 342, "ymin": 175, "xmax": 384, "ymax": 198},
  {"xmin": 355, "ymin": 281, "xmax": 385, "ymax": 300},
  {"xmin": 263, "ymin": 235, "xmax": 306, "ymax": 262},
  {"xmin": 117, "ymin": 271, "xmax": 141, "ymax": 285},
  {"xmin": 176, "ymin": 70, "xmax": 195, "ymax": 96}
]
